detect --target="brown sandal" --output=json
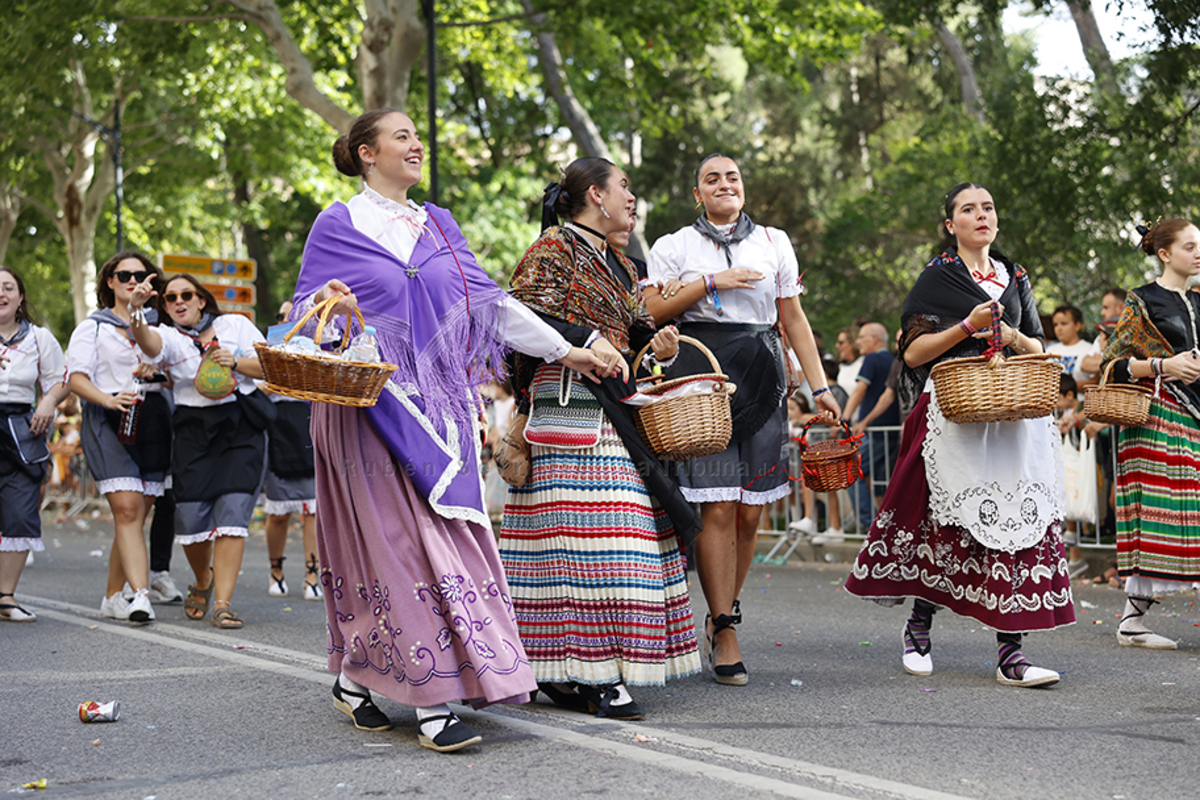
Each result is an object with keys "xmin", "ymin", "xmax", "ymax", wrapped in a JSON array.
[
  {"xmin": 185, "ymin": 583, "xmax": 213, "ymax": 620},
  {"xmin": 211, "ymin": 603, "xmax": 243, "ymax": 629}
]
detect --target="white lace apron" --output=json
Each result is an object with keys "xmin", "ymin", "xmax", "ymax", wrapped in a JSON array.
[{"xmin": 923, "ymin": 381, "xmax": 1065, "ymax": 553}]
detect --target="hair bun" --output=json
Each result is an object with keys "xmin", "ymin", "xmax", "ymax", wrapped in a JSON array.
[{"xmin": 332, "ymin": 135, "xmax": 358, "ymax": 177}]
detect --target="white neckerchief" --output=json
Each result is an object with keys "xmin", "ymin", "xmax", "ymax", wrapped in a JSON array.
[{"xmin": 362, "ymin": 184, "xmax": 430, "ymax": 242}]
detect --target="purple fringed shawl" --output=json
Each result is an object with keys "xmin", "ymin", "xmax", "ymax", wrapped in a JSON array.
[{"xmin": 293, "ymin": 202, "xmax": 509, "ymax": 525}]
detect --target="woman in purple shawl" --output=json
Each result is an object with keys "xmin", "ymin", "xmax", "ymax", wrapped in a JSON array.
[{"xmin": 292, "ymin": 109, "xmax": 607, "ymax": 753}]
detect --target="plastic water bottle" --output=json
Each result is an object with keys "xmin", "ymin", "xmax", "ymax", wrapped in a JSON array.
[{"xmin": 345, "ymin": 326, "xmax": 381, "ymax": 363}]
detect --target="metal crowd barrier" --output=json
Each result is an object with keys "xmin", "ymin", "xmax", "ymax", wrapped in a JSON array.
[{"xmin": 759, "ymin": 420, "xmax": 1120, "ymax": 561}]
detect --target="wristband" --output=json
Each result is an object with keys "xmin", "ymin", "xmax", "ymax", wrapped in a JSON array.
[
  {"xmin": 584, "ymin": 330, "xmax": 602, "ymax": 349},
  {"xmin": 705, "ymin": 275, "xmax": 724, "ymax": 317},
  {"xmin": 232, "ymin": 357, "xmax": 239, "ymax": 372},
  {"xmin": 959, "ymin": 318, "xmax": 977, "ymax": 336},
  {"xmin": 811, "ymin": 386, "xmax": 830, "ymax": 399}
]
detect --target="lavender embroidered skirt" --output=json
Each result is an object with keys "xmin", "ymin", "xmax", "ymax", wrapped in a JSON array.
[
  {"xmin": 311, "ymin": 403, "xmax": 536, "ymax": 708},
  {"xmin": 845, "ymin": 394, "xmax": 1075, "ymax": 633}
]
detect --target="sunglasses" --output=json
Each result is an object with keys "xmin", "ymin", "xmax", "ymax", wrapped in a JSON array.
[
  {"xmin": 114, "ymin": 270, "xmax": 150, "ymax": 284},
  {"xmin": 163, "ymin": 291, "xmax": 196, "ymax": 304}
]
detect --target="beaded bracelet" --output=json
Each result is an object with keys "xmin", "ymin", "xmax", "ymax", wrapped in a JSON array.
[
  {"xmin": 959, "ymin": 318, "xmax": 977, "ymax": 336},
  {"xmin": 1152, "ymin": 357, "xmax": 1163, "ymax": 377},
  {"xmin": 705, "ymin": 275, "xmax": 724, "ymax": 316},
  {"xmin": 812, "ymin": 386, "xmax": 830, "ymax": 399}
]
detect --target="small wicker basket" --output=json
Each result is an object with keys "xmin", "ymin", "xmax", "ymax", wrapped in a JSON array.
[
  {"xmin": 930, "ymin": 302, "xmax": 1061, "ymax": 424},
  {"xmin": 1083, "ymin": 361, "xmax": 1151, "ymax": 427},
  {"xmin": 255, "ymin": 295, "xmax": 398, "ymax": 407},
  {"xmin": 632, "ymin": 335, "xmax": 737, "ymax": 461},
  {"xmin": 797, "ymin": 417, "xmax": 863, "ymax": 492}
]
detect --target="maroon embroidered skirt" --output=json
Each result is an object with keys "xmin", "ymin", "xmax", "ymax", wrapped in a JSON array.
[{"xmin": 845, "ymin": 394, "xmax": 1075, "ymax": 633}]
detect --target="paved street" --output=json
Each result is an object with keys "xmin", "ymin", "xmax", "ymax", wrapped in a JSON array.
[{"xmin": 3, "ymin": 515, "xmax": 1200, "ymax": 800}]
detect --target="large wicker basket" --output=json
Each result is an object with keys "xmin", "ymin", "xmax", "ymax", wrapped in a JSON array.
[
  {"xmin": 1083, "ymin": 361, "xmax": 1151, "ymax": 427},
  {"xmin": 255, "ymin": 295, "xmax": 398, "ymax": 407},
  {"xmin": 632, "ymin": 335, "xmax": 737, "ymax": 461},
  {"xmin": 798, "ymin": 417, "xmax": 862, "ymax": 492},
  {"xmin": 930, "ymin": 303, "xmax": 1061, "ymax": 424}
]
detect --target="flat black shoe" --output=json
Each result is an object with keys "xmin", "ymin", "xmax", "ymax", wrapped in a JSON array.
[
  {"xmin": 418, "ymin": 713, "xmax": 482, "ymax": 752},
  {"xmin": 535, "ymin": 682, "xmax": 591, "ymax": 713},
  {"xmin": 332, "ymin": 678, "xmax": 394, "ymax": 731},
  {"xmin": 579, "ymin": 683, "xmax": 646, "ymax": 721}
]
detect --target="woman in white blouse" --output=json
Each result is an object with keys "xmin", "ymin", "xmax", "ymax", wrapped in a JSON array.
[
  {"xmin": 646, "ymin": 154, "xmax": 839, "ymax": 686},
  {"xmin": 0, "ymin": 267, "xmax": 71, "ymax": 622},
  {"xmin": 67, "ymin": 252, "xmax": 171, "ymax": 623},
  {"xmin": 128, "ymin": 275, "xmax": 267, "ymax": 630}
]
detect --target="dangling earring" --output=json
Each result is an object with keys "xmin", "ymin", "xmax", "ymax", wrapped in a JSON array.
[
  {"xmin": 600, "ymin": 202, "xmax": 611, "ymax": 220},
  {"xmin": 367, "ymin": 163, "xmax": 375, "ymax": 177},
  {"xmin": 695, "ymin": 199, "xmax": 703, "ymax": 210}
]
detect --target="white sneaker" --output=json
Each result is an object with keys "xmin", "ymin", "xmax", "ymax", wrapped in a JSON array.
[
  {"xmin": 1067, "ymin": 559, "xmax": 1089, "ymax": 579},
  {"xmin": 148, "ymin": 571, "xmax": 184, "ymax": 604},
  {"xmin": 1117, "ymin": 628, "xmax": 1178, "ymax": 649},
  {"xmin": 810, "ymin": 528, "xmax": 845, "ymax": 545},
  {"xmin": 100, "ymin": 592, "xmax": 132, "ymax": 620},
  {"xmin": 996, "ymin": 665, "xmax": 1060, "ymax": 687},
  {"xmin": 121, "ymin": 581, "xmax": 135, "ymax": 601},
  {"xmin": 303, "ymin": 582, "xmax": 324, "ymax": 601},
  {"xmin": 126, "ymin": 589, "xmax": 155, "ymax": 623},
  {"xmin": 788, "ymin": 518, "xmax": 817, "ymax": 537}
]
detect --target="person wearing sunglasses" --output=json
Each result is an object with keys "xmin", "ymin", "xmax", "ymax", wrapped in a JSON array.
[
  {"xmin": 67, "ymin": 251, "xmax": 172, "ymax": 623},
  {"xmin": 127, "ymin": 274, "xmax": 269, "ymax": 630}
]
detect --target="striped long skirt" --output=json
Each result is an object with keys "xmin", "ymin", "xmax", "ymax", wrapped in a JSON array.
[
  {"xmin": 1116, "ymin": 390, "xmax": 1200, "ymax": 582},
  {"xmin": 499, "ymin": 420, "xmax": 701, "ymax": 687}
]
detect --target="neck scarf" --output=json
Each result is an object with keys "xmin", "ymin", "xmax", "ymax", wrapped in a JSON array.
[
  {"xmin": 176, "ymin": 312, "xmax": 218, "ymax": 340},
  {"xmin": 692, "ymin": 212, "xmax": 756, "ymax": 267},
  {"xmin": 0, "ymin": 319, "xmax": 31, "ymax": 348}
]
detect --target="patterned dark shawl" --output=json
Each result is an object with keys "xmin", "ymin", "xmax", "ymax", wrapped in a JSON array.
[
  {"xmin": 509, "ymin": 226, "xmax": 653, "ymax": 355},
  {"xmin": 896, "ymin": 247, "xmax": 1043, "ymax": 412}
]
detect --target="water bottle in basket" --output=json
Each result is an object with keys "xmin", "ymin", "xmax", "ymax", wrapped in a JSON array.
[{"xmin": 345, "ymin": 326, "xmax": 381, "ymax": 363}]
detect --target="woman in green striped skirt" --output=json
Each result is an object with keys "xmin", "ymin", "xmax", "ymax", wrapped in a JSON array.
[{"xmin": 1104, "ymin": 218, "xmax": 1200, "ymax": 650}]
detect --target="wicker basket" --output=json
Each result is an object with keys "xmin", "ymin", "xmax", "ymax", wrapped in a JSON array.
[
  {"xmin": 254, "ymin": 295, "xmax": 398, "ymax": 407},
  {"xmin": 1083, "ymin": 361, "xmax": 1151, "ymax": 427},
  {"xmin": 632, "ymin": 335, "xmax": 737, "ymax": 461},
  {"xmin": 930, "ymin": 302, "xmax": 1061, "ymax": 424},
  {"xmin": 798, "ymin": 418, "xmax": 862, "ymax": 492}
]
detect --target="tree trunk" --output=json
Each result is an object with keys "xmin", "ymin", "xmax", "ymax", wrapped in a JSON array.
[
  {"xmin": 223, "ymin": 0, "xmax": 358, "ymax": 132},
  {"xmin": 1066, "ymin": 0, "xmax": 1118, "ymax": 94},
  {"xmin": 357, "ymin": 0, "xmax": 425, "ymax": 112},
  {"xmin": 0, "ymin": 183, "xmax": 20, "ymax": 264},
  {"xmin": 517, "ymin": 0, "xmax": 649, "ymax": 256},
  {"xmin": 29, "ymin": 61, "xmax": 117, "ymax": 324},
  {"xmin": 934, "ymin": 19, "xmax": 986, "ymax": 123}
]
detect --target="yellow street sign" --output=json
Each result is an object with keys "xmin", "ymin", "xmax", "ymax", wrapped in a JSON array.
[
  {"xmin": 162, "ymin": 253, "xmax": 257, "ymax": 281},
  {"xmin": 202, "ymin": 283, "xmax": 256, "ymax": 307}
]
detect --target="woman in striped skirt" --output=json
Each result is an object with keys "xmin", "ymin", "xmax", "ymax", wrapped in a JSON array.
[
  {"xmin": 1104, "ymin": 218, "xmax": 1200, "ymax": 650},
  {"xmin": 500, "ymin": 157, "xmax": 702, "ymax": 719}
]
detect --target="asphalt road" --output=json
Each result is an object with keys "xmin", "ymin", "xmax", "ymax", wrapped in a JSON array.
[{"xmin": 3, "ymin": 515, "xmax": 1199, "ymax": 800}]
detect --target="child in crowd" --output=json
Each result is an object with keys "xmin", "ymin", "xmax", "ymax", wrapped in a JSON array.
[{"xmin": 1056, "ymin": 374, "xmax": 1089, "ymax": 578}]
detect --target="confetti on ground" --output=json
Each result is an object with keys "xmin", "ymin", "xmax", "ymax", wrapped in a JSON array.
[
  {"xmin": 91, "ymin": 739, "xmax": 100, "ymax": 746},
  {"xmin": 282, "ymin": 607, "xmax": 293, "ymax": 612},
  {"xmin": 859, "ymin": 642, "xmax": 873, "ymax": 646},
  {"xmin": 22, "ymin": 779, "xmax": 46, "ymax": 789},
  {"xmin": 87, "ymin": 625, "xmax": 98, "ymax": 630},
  {"xmin": 1079, "ymin": 600, "xmax": 1097, "ymax": 609},
  {"xmin": 364, "ymin": 743, "xmax": 393, "ymax": 747},
  {"xmin": 775, "ymin": 642, "xmax": 783, "ymax": 646},
  {"xmin": 232, "ymin": 645, "xmax": 254, "ymax": 650},
  {"xmin": 790, "ymin": 679, "xmax": 803, "ymax": 687},
  {"xmin": 634, "ymin": 734, "xmax": 658, "ymax": 743},
  {"xmin": 88, "ymin": 550, "xmax": 104, "ymax": 558},
  {"xmin": 918, "ymin": 688, "xmax": 937, "ymax": 693},
  {"xmin": 1163, "ymin": 682, "xmax": 1176, "ymax": 686},
  {"xmin": 1093, "ymin": 620, "xmax": 1103, "ymax": 625}
]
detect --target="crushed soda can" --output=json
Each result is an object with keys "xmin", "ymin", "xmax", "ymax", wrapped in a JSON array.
[{"xmin": 78, "ymin": 700, "xmax": 121, "ymax": 723}]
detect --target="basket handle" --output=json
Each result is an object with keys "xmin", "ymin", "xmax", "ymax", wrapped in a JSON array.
[
  {"xmin": 1099, "ymin": 359, "xmax": 1117, "ymax": 388},
  {"xmin": 796, "ymin": 416, "xmax": 856, "ymax": 455},
  {"xmin": 981, "ymin": 300, "xmax": 1004, "ymax": 358},
  {"xmin": 632, "ymin": 334, "xmax": 723, "ymax": 378},
  {"xmin": 284, "ymin": 294, "xmax": 366, "ymax": 351}
]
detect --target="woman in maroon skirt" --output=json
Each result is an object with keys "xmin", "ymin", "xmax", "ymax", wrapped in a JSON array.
[{"xmin": 845, "ymin": 182, "xmax": 1074, "ymax": 687}]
